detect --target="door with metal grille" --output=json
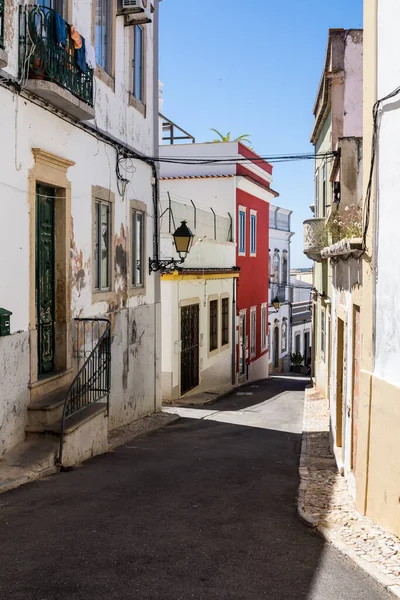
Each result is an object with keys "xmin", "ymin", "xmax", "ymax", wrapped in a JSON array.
[
  {"xmin": 180, "ymin": 304, "xmax": 199, "ymax": 395},
  {"xmin": 36, "ymin": 185, "xmax": 56, "ymax": 375}
]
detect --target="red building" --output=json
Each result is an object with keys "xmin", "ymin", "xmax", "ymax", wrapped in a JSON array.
[{"xmin": 235, "ymin": 144, "xmax": 278, "ymax": 381}]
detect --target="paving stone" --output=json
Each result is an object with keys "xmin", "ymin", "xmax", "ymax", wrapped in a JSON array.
[{"xmin": 300, "ymin": 386, "xmax": 400, "ymax": 584}]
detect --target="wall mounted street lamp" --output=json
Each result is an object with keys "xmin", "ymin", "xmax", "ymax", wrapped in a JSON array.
[
  {"xmin": 272, "ymin": 296, "xmax": 281, "ymax": 311},
  {"xmin": 149, "ymin": 220, "xmax": 195, "ymax": 274}
]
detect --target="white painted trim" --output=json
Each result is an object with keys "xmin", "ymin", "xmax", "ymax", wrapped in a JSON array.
[
  {"xmin": 250, "ymin": 209, "xmax": 257, "ymax": 257},
  {"xmin": 238, "ymin": 205, "xmax": 246, "ymax": 257}
]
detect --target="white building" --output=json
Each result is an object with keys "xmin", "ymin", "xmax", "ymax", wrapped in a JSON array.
[
  {"xmin": 290, "ymin": 269, "xmax": 313, "ymax": 303},
  {"xmin": 159, "ymin": 187, "xmax": 237, "ymax": 401},
  {"xmin": 0, "ymin": 1, "xmax": 161, "ymax": 468},
  {"xmin": 268, "ymin": 205, "xmax": 293, "ymax": 372},
  {"xmin": 291, "ymin": 301, "xmax": 312, "ymax": 367}
]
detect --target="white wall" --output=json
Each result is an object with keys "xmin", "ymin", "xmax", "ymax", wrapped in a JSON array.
[
  {"xmin": 343, "ymin": 31, "xmax": 363, "ymax": 138},
  {"xmin": 161, "ymin": 277, "xmax": 234, "ymax": 400},
  {"xmin": 374, "ymin": 0, "xmax": 400, "ymax": 387},
  {"xmin": 0, "ymin": 2, "xmax": 160, "ymax": 455}
]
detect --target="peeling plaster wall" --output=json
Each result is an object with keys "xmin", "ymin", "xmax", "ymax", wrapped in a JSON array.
[
  {"xmin": 0, "ymin": 333, "xmax": 30, "ymax": 456},
  {"xmin": 0, "ymin": 0, "xmax": 160, "ymax": 454}
]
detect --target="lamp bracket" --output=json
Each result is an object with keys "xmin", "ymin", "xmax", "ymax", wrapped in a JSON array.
[{"xmin": 149, "ymin": 257, "xmax": 184, "ymax": 274}]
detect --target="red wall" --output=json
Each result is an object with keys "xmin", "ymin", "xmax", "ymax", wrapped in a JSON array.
[{"xmin": 236, "ymin": 188, "xmax": 269, "ymax": 369}]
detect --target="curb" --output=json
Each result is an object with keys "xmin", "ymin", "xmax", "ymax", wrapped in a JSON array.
[{"xmin": 297, "ymin": 388, "xmax": 400, "ymax": 598}]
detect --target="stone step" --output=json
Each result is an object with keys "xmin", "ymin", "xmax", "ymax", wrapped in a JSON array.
[
  {"xmin": 26, "ymin": 402, "xmax": 108, "ymax": 468},
  {"xmin": 27, "ymin": 387, "xmax": 69, "ymax": 428}
]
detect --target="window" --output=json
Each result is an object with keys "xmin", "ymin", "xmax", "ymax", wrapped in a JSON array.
[
  {"xmin": 95, "ymin": 0, "xmax": 112, "ymax": 75},
  {"xmin": 132, "ymin": 25, "xmax": 144, "ymax": 103},
  {"xmin": 261, "ymin": 303, "xmax": 267, "ymax": 352},
  {"xmin": 250, "ymin": 307, "xmax": 257, "ymax": 358},
  {"xmin": 295, "ymin": 333, "xmax": 301, "ymax": 354},
  {"xmin": 315, "ymin": 169, "xmax": 319, "ymax": 217},
  {"xmin": 273, "ymin": 251, "xmax": 280, "ymax": 284},
  {"xmin": 221, "ymin": 297, "xmax": 229, "ymax": 346},
  {"xmin": 321, "ymin": 308, "xmax": 326, "ymax": 360},
  {"xmin": 322, "ymin": 163, "xmax": 327, "ymax": 218},
  {"xmin": 132, "ymin": 209, "xmax": 144, "ymax": 287},
  {"xmin": 94, "ymin": 200, "xmax": 111, "ymax": 290},
  {"xmin": 268, "ymin": 325, "xmax": 271, "ymax": 357},
  {"xmin": 282, "ymin": 252, "xmax": 288, "ymax": 287},
  {"xmin": 40, "ymin": 0, "xmax": 64, "ymax": 13},
  {"xmin": 282, "ymin": 319, "xmax": 287, "ymax": 353},
  {"xmin": 250, "ymin": 210, "xmax": 257, "ymax": 256},
  {"xmin": 238, "ymin": 208, "xmax": 246, "ymax": 254},
  {"xmin": 209, "ymin": 300, "xmax": 218, "ymax": 352}
]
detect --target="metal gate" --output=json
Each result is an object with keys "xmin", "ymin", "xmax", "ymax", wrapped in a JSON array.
[{"xmin": 180, "ymin": 304, "xmax": 199, "ymax": 395}]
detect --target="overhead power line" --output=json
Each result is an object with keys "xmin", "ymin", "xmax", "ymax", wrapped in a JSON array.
[{"xmin": 152, "ymin": 151, "xmax": 337, "ymax": 166}]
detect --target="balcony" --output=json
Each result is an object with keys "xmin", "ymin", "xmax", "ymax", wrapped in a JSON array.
[
  {"xmin": 303, "ymin": 217, "xmax": 327, "ymax": 262},
  {"xmin": 0, "ymin": 0, "xmax": 8, "ymax": 67},
  {"xmin": 19, "ymin": 5, "xmax": 94, "ymax": 121}
]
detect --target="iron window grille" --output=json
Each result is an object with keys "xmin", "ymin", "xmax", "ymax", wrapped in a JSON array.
[
  {"xmin": 221, "ymin": 298, "xmax": 229, "ymax": 346},
  {"xmin": 94, "ymin": 200, "xmax": 111, "ymax": 291},
  {"xmin": 209, "ymin": 300, "xmax": 218, "ymax": 351}
]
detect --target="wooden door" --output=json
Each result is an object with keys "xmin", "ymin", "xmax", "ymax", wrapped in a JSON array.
[{"xmin": 352, "ymin": 307, "xmax": 361, "ymax": 473}]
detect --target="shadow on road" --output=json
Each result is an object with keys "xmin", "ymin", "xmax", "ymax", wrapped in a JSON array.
[{"xmin": 0, "ymin": 378, "xmax": 391, "ymax": 599}]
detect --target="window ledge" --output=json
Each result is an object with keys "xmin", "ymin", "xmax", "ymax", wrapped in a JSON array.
[
  {"xmin": 128, "ymin": 285, "xmax": 146, "ymax": 298},
  {"xmin": 95, "ymin": 66, "xmax": 115, "ymax": 92},
  {"xmin": 208, "ymin": 348, "xmax": 219, "ymax": 358},
  {"xmin": 128, "ymin": 94, "xmax": 146, "ymax": 116},
  {"xmin": 92, "ymin": 290, "xmax": 118, "ymax": 305}
]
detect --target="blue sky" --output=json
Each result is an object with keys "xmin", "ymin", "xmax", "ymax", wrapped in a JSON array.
[{"xmin": 159, "ymin": 0, "xmax": 363, "ymax": 267}]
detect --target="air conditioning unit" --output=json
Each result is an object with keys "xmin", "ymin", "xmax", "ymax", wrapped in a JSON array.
[{"xmin": 118, "ymin": 0, "xmax": 152, "ymax": 24}]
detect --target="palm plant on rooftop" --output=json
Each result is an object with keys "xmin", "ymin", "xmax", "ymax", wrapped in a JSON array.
[{"xmin": 210, "ymin": 129, "xmax": 252, "ymax": 145}]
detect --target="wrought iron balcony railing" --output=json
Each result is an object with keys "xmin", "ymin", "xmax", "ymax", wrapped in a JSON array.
[
  {"xmin": 303, "ymin": 217, "xmax": 327, "ymax": 262},
  {"xmin": 0, "ymin": 0, "xmax": 4, "ymax": 50},
  {"xmin": 19, "ymin": 5, "xmax": 93, "ymax": 107}
]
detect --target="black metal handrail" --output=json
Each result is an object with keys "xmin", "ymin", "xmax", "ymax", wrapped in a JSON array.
[
  {"xmin": 0, "ymin": 0, "xmax": 5, "ymax": 50},
  {"xmin": 19, "ymin": 5, "xmax": 93, "ymax": 106},
  {"xmin": 58, "ymin": 318, "xmax": 111, "ymax": 465}
]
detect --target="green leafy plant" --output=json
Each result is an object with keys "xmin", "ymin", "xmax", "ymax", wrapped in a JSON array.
[
  {"xmin": 210, "ymin": 129, "xmax": 251, "ymax": 145},
  {"xmin": 290, "ymin": 352, "xmax": 304, "ymax": 366}
]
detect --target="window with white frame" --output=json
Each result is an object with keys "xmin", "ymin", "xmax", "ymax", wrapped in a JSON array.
[
  {"xmin": 238, "ymin": 207, "xmax": 246, "ymax": 255},
  {"xmin": 250, "ymin": 306, "xmax": 257, "ymax": 358},
  {"xmin": 95, "ymin": 0, "xmax": 113, "ymax": 75},
  {"xmin": 281, "ymin": 318, "xmax": 287, "ymax": 352},
  {"xmin": 132, "ymin": 25, "xmax": 145, "ymax": 103},
  {"xmin": 94, "ymin": 199, "xmax": 111, "ymax": 291},
  {"xmin": 131, "ymin": 208, "xmax": 144, "ymax": 287},
  {"xmin": 261, "ymin": 303, "xmax": 267, "ymax": 352},
  {"xmin": 250, "ymin": 210, "xmax": 257, "ymax": 256},
  {"xmin": 315, "ymin": 169, "xmax": 319, "ymax": 217},
  {"xmin": 321, "ymin": 308, "xmax": 326, "ymax": 360}
]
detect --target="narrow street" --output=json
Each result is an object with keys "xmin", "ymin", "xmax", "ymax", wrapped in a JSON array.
[{"xmin": 0, "ymin": 377, "xmax": 391, "ymax": 600}]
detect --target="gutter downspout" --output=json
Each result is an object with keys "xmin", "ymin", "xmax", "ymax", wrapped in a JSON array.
[
  {"xmin": 231, "ymin": 276, "xmax": 237, "ymax": 385},
  {"xmin": 153, "ymin": 0, "xmax": 161, "ymax": 412}
]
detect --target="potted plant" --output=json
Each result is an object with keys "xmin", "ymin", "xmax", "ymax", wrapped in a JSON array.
[{"xmin": 290, "ymin": 352, "xmax": 304, "ymax": 373}]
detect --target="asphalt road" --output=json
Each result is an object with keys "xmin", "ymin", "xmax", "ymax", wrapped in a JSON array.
[{"xmin": 0, "ymin": 376, "xmax": 392, "ymax": 599}]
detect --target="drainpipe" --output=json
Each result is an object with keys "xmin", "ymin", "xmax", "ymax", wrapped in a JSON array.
[
  {"xmin": 152, "ymin": 0, "xmax": 161, "ymax": 412},
  {"xmin": 231, "ymin": 276, "xmax": 237, "ymax": 385}
]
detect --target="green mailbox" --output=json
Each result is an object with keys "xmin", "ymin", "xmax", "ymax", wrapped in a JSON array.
[{"xmin": 0, "ymin": 308, "xmax": 12, "ymax": 336}]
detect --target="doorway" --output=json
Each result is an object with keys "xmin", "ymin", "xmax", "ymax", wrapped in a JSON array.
[
  {"xmin": 274, "ymin": 327, "xmax": 279, "ymax": 369},
  {"xmin": 36, "ymin": 185, "xmax": 56, "ymax": 376},
  {"xmin": 180, "ymin": 304, "xmax": 199, "ymax": 395},
  {"xmin": 351, "ymin": 307, "xmax": 361, "ymax": 473},
  {"xmin": 239, "ymin": 312, "xmax": 246, "ymax": 378},
  {"xmin": 336, "ymin": 318, "xmax": 345, "ymax": 447},
  {"xmin": 304, "ymin": 331, "xmax": 310, "ymax": 364}
]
